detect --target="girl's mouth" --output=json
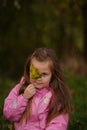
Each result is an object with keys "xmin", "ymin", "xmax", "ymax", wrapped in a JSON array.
[{"xmin": 36, "ymin": 83, "xmax": 43, "ymax": 85}]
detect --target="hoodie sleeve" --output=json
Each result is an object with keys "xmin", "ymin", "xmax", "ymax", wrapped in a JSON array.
[
  {"xmin": 3, "ymin": 77, "xmax": 28, "ymax": 122},
  {"xmin": 46, "ymin": 114, "xmax": 69, "ymax": 130}
]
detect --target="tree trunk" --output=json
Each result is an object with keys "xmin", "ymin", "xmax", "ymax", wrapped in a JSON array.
[{"xmin": 82, "ymin": 3, "xmax": 87, "ymax": 63}]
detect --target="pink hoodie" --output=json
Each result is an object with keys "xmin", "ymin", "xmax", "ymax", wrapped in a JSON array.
[{"xmin": 3, "ymin": 77, "xmax": 69, "ymax": 130}]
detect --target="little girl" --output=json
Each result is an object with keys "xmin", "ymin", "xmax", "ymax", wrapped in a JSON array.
[{"xmin": 3, "ymin": 47, "xmax": 71, "ymax": 130}]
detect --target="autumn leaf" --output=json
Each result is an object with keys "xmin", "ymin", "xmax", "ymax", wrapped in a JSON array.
[{"xmin": 30, "ymin": 64, "xmax": 41, "ymax": 79}]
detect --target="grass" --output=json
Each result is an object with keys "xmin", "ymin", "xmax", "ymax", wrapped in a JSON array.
[
  {"xmin": 65, "ymin": 73, "xmax": 87, "ymax": 130},
  {"xmin": 0, "ymin": 74, "xmax": 87, "ymax": 130}
]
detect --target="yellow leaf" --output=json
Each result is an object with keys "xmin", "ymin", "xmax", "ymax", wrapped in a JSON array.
[{"xmin": 30, "ymin": 64, "xmax": 41, "ymax": 79}]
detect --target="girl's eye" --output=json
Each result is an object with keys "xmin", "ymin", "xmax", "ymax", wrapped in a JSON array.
[{"xmin": 41, "ymin": 73, "xmax": 48, "ymax": 77}]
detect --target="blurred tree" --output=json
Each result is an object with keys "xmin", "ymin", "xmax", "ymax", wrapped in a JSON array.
[
  {"xmin": 0, "ymin": 0, "xmax": 86, "ymax": 78},
  {"xmin": 75, "ymin": 0, "xmax": 87, "ymax": 62}
]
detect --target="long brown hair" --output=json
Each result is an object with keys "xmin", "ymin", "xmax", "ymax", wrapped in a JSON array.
[{"xmin": 19, "ymin": 47, "xmax": 71, "ymax": 124}]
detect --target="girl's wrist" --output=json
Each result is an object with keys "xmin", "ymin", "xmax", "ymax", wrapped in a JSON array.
[{"xmin": 22, "ymin": 93, "xmax": 29, "ymax": 99}]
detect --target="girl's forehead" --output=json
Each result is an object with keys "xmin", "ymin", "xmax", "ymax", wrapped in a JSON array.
[
  {"xmin": 31, "ymin": 58, "xmax": 52, "ymax": 69},
  {"xmin": 31, "ymin": 58, "xmax": 51, "ymax": 63}
]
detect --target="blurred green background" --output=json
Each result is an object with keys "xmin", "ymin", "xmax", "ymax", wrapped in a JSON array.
[{"xmin": 0, "ymin": 0, "xmax": 87, "ymax": 130}]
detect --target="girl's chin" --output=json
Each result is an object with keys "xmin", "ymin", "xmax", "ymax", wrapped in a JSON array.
[
  {"xmin": 31, "ymin": 82, "xmax": 45, "ymax": 89},
  {"xmin": 35, "ymin": 85, "xmax": 43, "ymax": 89}
]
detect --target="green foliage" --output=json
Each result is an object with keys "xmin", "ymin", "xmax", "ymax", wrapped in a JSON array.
[{"xmin": 65, "ymin": 74, "xmax": 87, "ymax": 130}]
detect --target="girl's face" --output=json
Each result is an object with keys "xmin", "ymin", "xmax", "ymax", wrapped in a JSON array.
[{"xmin": 30, "ymin": 58, "xmax": 52, "ymax": 89}]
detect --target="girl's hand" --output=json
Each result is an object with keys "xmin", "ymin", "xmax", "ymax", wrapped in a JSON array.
[{"xmin": 23, "ymin": 84, "xmax": 36, "ymax": 99}]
